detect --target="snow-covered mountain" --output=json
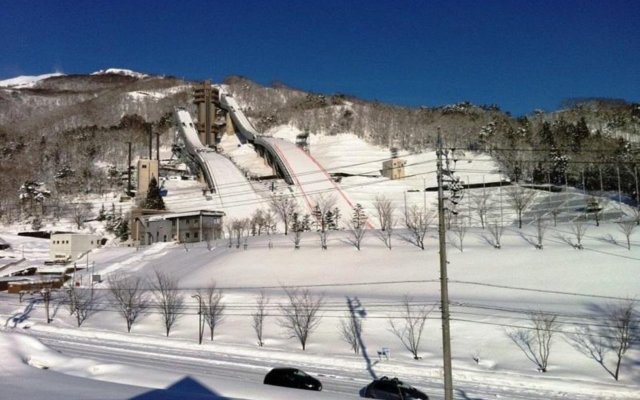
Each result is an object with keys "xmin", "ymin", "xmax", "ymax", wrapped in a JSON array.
[
  {"xmin": 0, "ymin": 72, "xmax": 64, "ymax": 88},
  {"xmin": 91, "ymin": 68, "xmax": 149, "ymax": 78}
]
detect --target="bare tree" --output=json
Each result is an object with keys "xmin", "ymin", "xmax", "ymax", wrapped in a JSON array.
[
  {"xmin": 373, "ymin": 195, "xmax": 394, "ymax": 231},
  {"xmin": 264, "ymin": 210, "xmax": 277, "ymax": 234},
  {"xmin": 472, "ymin": 190, "xmax": 491, "ymax": 229},
  {"xmin": 488, "ymin": 221, "xmax": 504, "ymax": 249},
  {"xmin": 270, "ymin": 193, "xmax": 298, "ymax": 235},
  {"xmin": 534, "ymin": 216, "xmax": 548, "ymax": 249},
  {"xmin": 506, "ymin": 311, "xmax": 559, "ymax": 372},
  {"xmin": 224, "ymin": 221, "xmax": 234, "ymax": 248},
  {"xmin": 586, "ymin": 197, "xmax": 603, "ymax": 227},
  {"xmin": 311, "ymin": 194, "xmax": 337, "ymax": 250},
  {"xmin": 402, "ymin": 205, "xmax": 434, "ymax": 250},
  {"xmin": 232, "ymin": 218, "xmax": 249, "ymax": 248},
  {"xmin": 449, "ymin": 216, "xmax": 468, "ymax": 252},
  {"xmin": 346, "ymin": 203, "xmax": 368, "ymax": 250},
  {"xmin": 617, "ymin": 220, "xmax": 637, "ymax": 250},
  {"xmin": 506, "ymin": 186, "xmax": 536, "ymax": 229},
  {"xmin": 339, "ymin": 313, "xmax": 363, "ymax": 354},
  {"xmin": 63, "ymin": 282, "xmax": 96, "ymax": 327},
  {"xmin": 571, "ymin": 219, "xmax": 589, "ymax": 249},
  {"xmin": 150, "ymin": 269, "xmax": 184, "ymax": 337},
  {"xmin": 278, "ymin": 287, "xmax": 325, "ymax": 351},
  {"xmin": 388, "ymin": 296, "xmax": 434, "ymax": 359},
  {"xmin": 200, "ymin": 283, "xmax": 225, "ymax": 342},
  {"xmin": 290, "ymin": 212, "xmax": 304, "ymax": 249},
  {"xmin": 70, "ymin": 202, "xmax": 92, "ymax": 229},
  {"xmin": 570, "ymin": 300, "xmax": 639, "ymax": 381},
  {"xmin": 108, "ymin": 273, "xmax": 147, "ymax": 333},
  {"xmin": 252, "ymin": 291, "xmax": 269, "ymax": 347},
  {"xmin": 373, "ymin": 195, "xmax": 397, "ymax": 249}
]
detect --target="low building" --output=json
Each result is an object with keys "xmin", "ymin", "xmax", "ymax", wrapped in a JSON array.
[
  {"xmin": 137, "ymin": 158, "xmax": 159, "ymax": 197},
  {"xmin": 133, "ymin": 210, "xmax": 224, "ymax": 246},
  {"xmin": 49, "ymin": 233, "xmax": 101, "ymax": 262},
  {"xmin": 381, "ymin": 158, "xmax": 407, "ymax": 180}
]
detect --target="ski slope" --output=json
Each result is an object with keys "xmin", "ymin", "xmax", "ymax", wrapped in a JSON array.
[
  {"xmin": 219, "ymin": 92, "xmax": 357, "ymax": 217},
  {"xmin": 174, "ymin": 109, "xmax": 264, "ymax": 218}
]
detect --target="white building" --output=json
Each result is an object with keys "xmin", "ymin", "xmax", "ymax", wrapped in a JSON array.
[
  {"xmin": 133, "ymin": 210, "xmax": 224, "ymax": 246},
  {"xmin": 49, "ymin": 233, "xmax": 101, "ymax": 262}
]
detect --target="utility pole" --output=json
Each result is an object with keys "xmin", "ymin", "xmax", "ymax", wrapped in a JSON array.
[
  {"xmin": 156, "ymin": 132, "xmax": 161, "ymax": 161},
  {"xmin": 127, "ymin": 142, "xmax": 133, "ymax": 196},
  {"xmin": 191, "ymin": 294, "xmax": 204, "ymax": 344},
  {"xmin": 436, "ymin": 129, "xmax": 454, "ymax": 400},
  {"xmin": 148, "ymin": 128, "xmax": 153, "ymax": 160},
  {"xmin": 40, "ymin": 288, "xmax": 51, "ymax": 323}
]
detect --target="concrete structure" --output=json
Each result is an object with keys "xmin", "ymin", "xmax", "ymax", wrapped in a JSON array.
[
  {"xmin": 49, "ymin": 233, "xmax": 101, "ymax": 262},
  {"xmin": 134, "ymin": 210, "xmax": 224, "ymax": 246},
  {"xmin": 193, "ymin": 80, "xmax": 219, "ymax": 146},
  {"xmin": 137, "ymin": 158, "xmax": 159, "ymax": 197},
  {"xmin": 381, "ymin": 158, "xmax": 407, "ymax": 180}
]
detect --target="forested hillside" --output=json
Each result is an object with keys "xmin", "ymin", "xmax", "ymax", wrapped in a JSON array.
[{"xmin": 1, "ymin": 71, "xmax": 639, "ymax": 225}]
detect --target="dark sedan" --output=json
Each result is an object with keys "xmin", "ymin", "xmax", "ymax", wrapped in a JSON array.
[
  {"xmin": 263, "ymin": 367, "xmax": 323, "ymax": 391},
  {"xmin": 363, "ymin": 376, "xmax": 428, "ymax": 399}
]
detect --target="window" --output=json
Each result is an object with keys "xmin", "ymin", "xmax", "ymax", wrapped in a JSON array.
[
  {"xmin": 185, "ymin": 233, "xmax": 190, "ymax": 239},
  {"xmin": 142, "ymin": 165, "xmax": 147, "ymax": 169},
  {"xmin": 194, "ymin": 232, "xmax": 199, "ymax": 239}
]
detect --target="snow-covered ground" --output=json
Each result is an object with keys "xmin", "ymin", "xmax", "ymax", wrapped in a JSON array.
[{"xmin": 1, "ymin": 219, "xmax": 638, "ymax": 399}]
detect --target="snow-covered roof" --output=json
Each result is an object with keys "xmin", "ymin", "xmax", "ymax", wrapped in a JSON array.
[{"xmin": 146, "ymin": 210, "xmax": 225, "ymax": 222}]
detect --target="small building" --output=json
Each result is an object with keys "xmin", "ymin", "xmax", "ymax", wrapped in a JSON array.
[
  {"xmin": 134, "ymin": 210, "xmax": 224, "ymax": 246},
  {"xmin": 137, "ymin": 158, "xmax": 159, "ymax": 197},
  {"xmin": 49, "ymin": 233, "xmax": 101, "ymax": 262},
  {"xmin": 381, "ymin": 158, "xmax": 407, "ymax": 180}
]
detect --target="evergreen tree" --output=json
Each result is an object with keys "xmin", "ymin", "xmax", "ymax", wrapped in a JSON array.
[
  {"xmin": 144, "ymin": 177, "xmax": 165, "ymax": 210},
  {"xmin": 115, "ymin": 218, "xmax": 130, "ymax": 241},
  {"xmin": 351, "ymin": 204, "xmax": 368, "ymax": 229},
  {"xmin": 97, "ymin": 204, "xmax": 106, "ymax": 221}
]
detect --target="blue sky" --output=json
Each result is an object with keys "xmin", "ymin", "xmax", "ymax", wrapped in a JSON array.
[{"xmin": 1, "ymin": 0, "xmax": 638, "ymax": 115}]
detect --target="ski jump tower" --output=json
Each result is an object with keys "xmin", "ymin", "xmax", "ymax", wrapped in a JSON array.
[{"xmin": 192, "ymin": 80, "xmax": 219, "ymax": 147}]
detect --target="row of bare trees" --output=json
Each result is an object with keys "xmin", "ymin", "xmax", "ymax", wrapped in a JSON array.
[
  {"xmin": 46, "ymin": 280, "xmax": 639, "ymax": 380},
  {"xmin": 507, "ymin": 300, "xmax": 638, "ymax": 381}
]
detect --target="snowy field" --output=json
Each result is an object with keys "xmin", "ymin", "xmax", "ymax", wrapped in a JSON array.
[
  {"xmin": 1, "ymin": 127, "xmax": 639, "ymax": 399},
  {"xmin": 1, "ymin": 218, "xmax": 638, "ymax": 399}
]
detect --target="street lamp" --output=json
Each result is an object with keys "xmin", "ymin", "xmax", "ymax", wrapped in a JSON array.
[
  {"xmin": 40, "ymin": 288, "xmax": 51, "ymax": 323},
  {"xmin": 191, "ymin": 294, "xmax": 204, "ymax": 344}
]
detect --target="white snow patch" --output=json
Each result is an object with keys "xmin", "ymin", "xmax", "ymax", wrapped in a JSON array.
[
  {"xmin": 91, "ymin": 68, "xmax": 148, "ymax": 78},
  {"xmin": 0, "ymin": 73, "xmax": 64, "ymax": 88}
]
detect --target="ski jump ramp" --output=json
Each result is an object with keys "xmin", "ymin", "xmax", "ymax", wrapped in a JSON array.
[
  {"xmin": 219, "ymin": 92, "xmax": 357, "ymax": 218},
  {"xmin": 174, "ymin": 109, "xmax": 263, "ymax": 219}
]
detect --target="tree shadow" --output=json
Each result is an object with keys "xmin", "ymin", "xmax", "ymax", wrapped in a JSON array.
[
  {"xmin": 346, "ymin": 296, "xmax": 378, "ymax": 380},
  {"xmin": 5, "ymin": 298, "xmax": 36, "ymax": 327},
  {"xmin": 517, "ymin": 231, "xmax": 538, "ymax": 248},
  {"xmin": 479, "ymin": 233, "xmax": 497, "ymax": 248},
  {"xmin": 553, "ymin": 233, "xmax": 583, "ymax": 249},
  {"xmin": 599, "ymin": 234, "xmax": 626, "ymax": 248},
  {"xmin": 565, "ymin": 301, "xmax": 639, "ymax": 382},
  {"xmin": 455, "ymin": 387, "xmax": 487, "ymax": 400},
  {"xmin": 130, "ymin": 376, "xmax": 228, "ymax": 399}
]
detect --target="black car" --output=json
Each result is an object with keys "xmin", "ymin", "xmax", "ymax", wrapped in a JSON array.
[
  {"xmin": 363, "ymin": 376, "xmax": 428, "ymax": 400},
  {"xmin": 263, "ymin": 367, "xmax": 322, "ymax": 391}
]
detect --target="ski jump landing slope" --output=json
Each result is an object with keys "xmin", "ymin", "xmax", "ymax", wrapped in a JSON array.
[
  {"xmin": 219, "ymin": 92, "xmax": 357, "ymax": 218},
  {"xmin": 174, "ymin": 109, "xmax": 263, "ymax": 219}
]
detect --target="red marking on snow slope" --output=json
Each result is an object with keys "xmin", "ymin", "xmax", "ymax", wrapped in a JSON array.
[
  {"xmin": 303, "ymin": 149, "xmax": 375, "ymax": 229},
  {"xmin": 273, "ymin": 142, "xmax": 314, "ymax": 213}
]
